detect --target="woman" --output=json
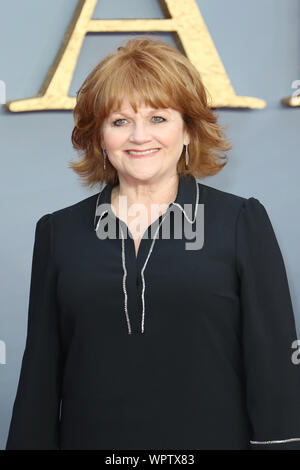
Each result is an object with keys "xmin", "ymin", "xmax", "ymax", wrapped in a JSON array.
[{"xmin": 6, "ymin": 37, "xmax": 300, "ymax": 450}]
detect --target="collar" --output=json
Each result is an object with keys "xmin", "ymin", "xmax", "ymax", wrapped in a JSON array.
[{"xmin": 93, "ymin": 173, "xmax": 199, "ymax": 231}]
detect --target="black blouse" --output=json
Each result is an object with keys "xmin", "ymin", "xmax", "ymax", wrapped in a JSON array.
[{"xmin": 5, "ymin": 173, "xmax": 300, "ymax": 450}]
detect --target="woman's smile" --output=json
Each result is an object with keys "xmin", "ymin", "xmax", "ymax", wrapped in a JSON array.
[{"xmin": 124, "ymin": 148, "xmax": 161, "ymax": 158}]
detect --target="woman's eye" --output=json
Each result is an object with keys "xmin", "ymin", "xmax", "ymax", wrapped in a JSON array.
[
  {"xmin": 153, "ymin": 116, "xmax": 165, "ymax": 122},
  {"xmin": 112, "ymin": 119, "xmax": 126, "ymax": 126},
  {"xmin": 152, "ymin": 116, "xmax": 166, "ymax": 123},
  {"xmin": 112, "ymin": 116, "xmax": 166, "ymax": 126}
]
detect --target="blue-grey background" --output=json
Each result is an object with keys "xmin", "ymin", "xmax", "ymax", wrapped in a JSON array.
[{"xmin": 0, "ymin": 0, "xmax": 299, "ymax": 449}]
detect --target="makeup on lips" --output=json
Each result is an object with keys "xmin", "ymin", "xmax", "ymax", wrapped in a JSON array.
[{"xmin": 124, "ymin": 148, "xmax": 161, "ymax": 158}]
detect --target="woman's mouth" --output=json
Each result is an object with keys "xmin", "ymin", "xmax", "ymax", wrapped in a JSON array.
[{"xmin": 124, "ymin": 148, "xmax": 161, "ymax": 158}]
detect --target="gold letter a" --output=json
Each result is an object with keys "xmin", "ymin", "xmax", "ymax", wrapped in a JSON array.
[{"xmin": 3, "ymin": 0, "xmax": 266, "ymax": 112}]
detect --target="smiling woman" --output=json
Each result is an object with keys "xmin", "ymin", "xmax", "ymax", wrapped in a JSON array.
[
  {"xmin": 5, "ymin": 36, "xmax": 300, "ymax": 451},
  {"xmin": 67, "ymin": 36, "xmax": 232, "ymax": 263}
]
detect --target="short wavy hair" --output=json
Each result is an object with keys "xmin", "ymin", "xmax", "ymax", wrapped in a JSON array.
[{"xmin": 69, "ymin": 36, "xmax": 232, "ymax": 188}]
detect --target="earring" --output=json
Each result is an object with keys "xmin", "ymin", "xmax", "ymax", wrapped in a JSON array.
[
  {"xmin": 185, "ymin": 144, "xmax": 189, "ymax": 167},
  {"xmin": 103, "ymin": 149, "xmax": 107, "ymax": 170}
]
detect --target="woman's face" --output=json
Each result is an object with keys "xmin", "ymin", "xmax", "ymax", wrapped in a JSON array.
[{"xmin": 100, "ymin": 96, "xmax": 190, "ymax": 183}]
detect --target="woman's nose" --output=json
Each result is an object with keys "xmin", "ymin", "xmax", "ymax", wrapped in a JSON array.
[{"xmin": 129, "ymin": 121, "xmax": 153, "ymax": 139}]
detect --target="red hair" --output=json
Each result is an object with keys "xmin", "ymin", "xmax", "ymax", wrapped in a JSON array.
[{"xmin": 69, "ymin": 36, "xmax": 232, "ymax": 188}]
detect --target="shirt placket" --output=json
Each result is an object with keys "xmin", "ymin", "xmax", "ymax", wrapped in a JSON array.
[{"xmin": 118, "ymin": 213, "xmax": 169, "ymax": 336}]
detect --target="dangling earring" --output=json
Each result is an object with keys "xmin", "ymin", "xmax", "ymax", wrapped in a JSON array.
[
  {"xmin": 103, "ymin": 149, "xmax": 107, "ymax": 170},
  {"xmin": 185, "ymin": 144, "xmax": 189, "ymax": 167}
]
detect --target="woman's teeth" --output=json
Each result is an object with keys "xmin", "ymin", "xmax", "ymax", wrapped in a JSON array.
[{"xmin": 127, "ymin": 149, "xmax": 160, "ymax": 155}]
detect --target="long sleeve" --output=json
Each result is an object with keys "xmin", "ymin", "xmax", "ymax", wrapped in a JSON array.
[
  {"xmin": 236, "ymin": 197, "xmax": 300, "ymax": 450},
  {"xmin": 5, "ymin": 214, "xmax": 64, "ymax": 450}
]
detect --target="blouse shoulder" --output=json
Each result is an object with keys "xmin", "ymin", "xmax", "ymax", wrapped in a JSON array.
[
  {"xmin": 33, "ymin": 213, "xmax": 56, "ymax": 266},
  {"xmin": 36, "ymin": 213, "xmax": 52, "ymax": 227},
  {"xmin": 236, "ymin": 196, "xmax": 274, "ymax": 237},
  {"xmin": 235, "ymin": 196, "xmax": 284, "ymax": 277},
  {"xmin": 35, "ymin": 213, "xmax": 54, "ymax": 241},
  {"xmin": 238, "ymin": 196, "xmax": 265, "ymax": 213}
]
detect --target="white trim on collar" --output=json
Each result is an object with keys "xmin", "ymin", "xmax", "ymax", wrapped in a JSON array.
[{"xmin": 94, "ymin": 176, "xmax": 199, "ymax": 232}]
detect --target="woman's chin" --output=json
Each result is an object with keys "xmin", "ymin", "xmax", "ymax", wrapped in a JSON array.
[{"xmin": 125, "ymin": 165, "xmax": 162, "ymax": 181}]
